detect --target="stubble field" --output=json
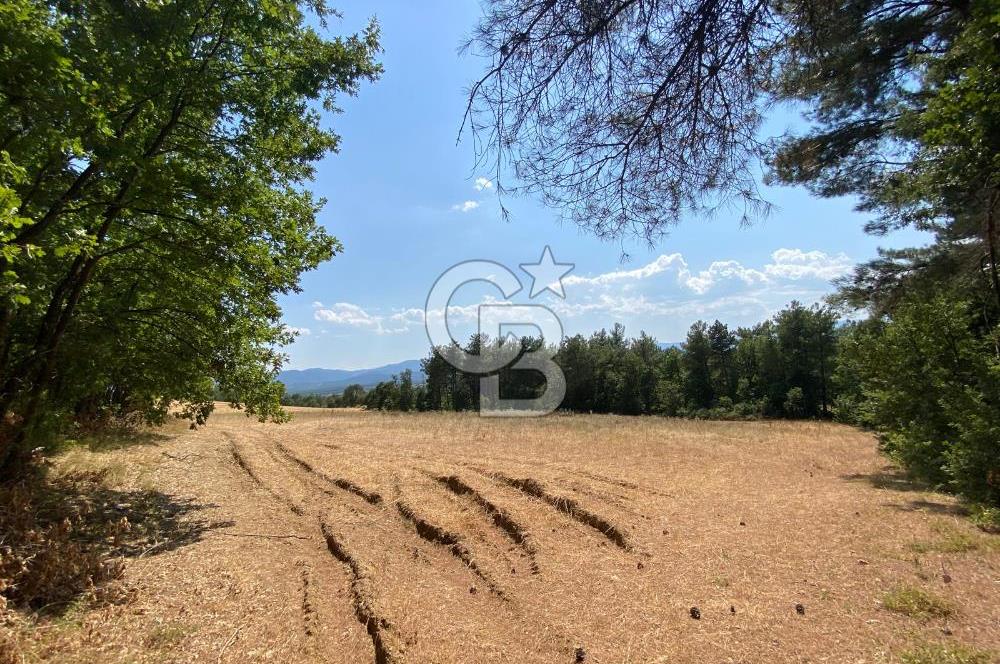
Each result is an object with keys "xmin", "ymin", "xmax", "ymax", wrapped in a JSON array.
[{"xmin": 10, "ymin": 407, "xmax": 999, "ymax": 663}]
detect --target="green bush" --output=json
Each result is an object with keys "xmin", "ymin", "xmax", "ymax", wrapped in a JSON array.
[{"xmin": 852, "ymin": 296, "xmax": 1000, "ymax": 505}]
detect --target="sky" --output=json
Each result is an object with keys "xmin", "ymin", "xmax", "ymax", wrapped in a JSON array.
[{"xmin": 280, "ymin": 1, "xmax": 930, "ymax": 370}]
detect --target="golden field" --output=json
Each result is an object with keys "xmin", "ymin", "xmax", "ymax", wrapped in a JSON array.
[{"xmin": 5, "ymin": 407, "xmax": 998, "ymax": 663}]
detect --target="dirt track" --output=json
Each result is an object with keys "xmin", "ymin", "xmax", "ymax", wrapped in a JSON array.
[{"xmin": 22, "ymin": 408, "xmax": 1000, "ymax": 663}]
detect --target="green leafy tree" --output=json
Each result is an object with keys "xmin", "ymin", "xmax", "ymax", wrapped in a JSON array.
[
  {"xmin": 397, "ymin": 369, "xmax": 415, "ymax": 412},
  {"xmin": 340, "ymin": 384, "xmax": 367, "ymax": 408},
  {"xmin": 0, "ymin": 0, "xmax": 381, "ymax": 468},
  {"xmin": 707, "ymin": 321, "xmax": 737, "ymax": 402}
]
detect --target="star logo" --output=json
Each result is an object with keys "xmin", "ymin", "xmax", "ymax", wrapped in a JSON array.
[{"xmin": 519, "ymin": 246, "xmax": 574, "ymax": 299}]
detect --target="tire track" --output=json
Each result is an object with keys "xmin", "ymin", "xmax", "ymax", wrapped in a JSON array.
[
  {"xmin": 557, "ymin": 467, "xmax": 675, "ymax": 499},
  {"xmin": 224, "ymin": 432, "xmax": 373, "ymax": 662},
  {"xmin": 555, "ymin": 477, "xmax": 652, "ymax": 521},
  {"xmin": 276, "ymin": 438, "xmax": 511, "ymax": 601},
  {"xmin": 568, "ymin": 469, "xmax": 639, "ymax": 491},
  {"xmin": 275, "ymin": 442, "xmax": 383, "ymax": 505},
  {"xmin": 228, "ymin": 438, "xmax": 305, "ymax": 516},
  {"xmin": 274, "ymin": 438, "xmax": 510, "ymax": 599},
  {"xmin": 434, "ymin": 474, "xmax": 539, "ymax": 574},
  {"xmin": 478, "ymin": 470, "xmax": 632, "ymax": 551},
  {"xmin": 320, "ymin": 520, "xmax": 401, "ymax": 664},
  {"xmin": 300, "ymin": 563, "xmax": 317, "ymax": 639},
  {"xmin": 234, "ymin": 428, "xmax": 587, "ymax": 660},
  {"xmin": 395, "ymin": 499, "xmax": 508, "ymax": 599}
]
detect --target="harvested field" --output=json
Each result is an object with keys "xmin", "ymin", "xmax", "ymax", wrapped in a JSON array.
[{"xmin": 6, "ymin": 407, "xmax": 999, "ymax": 663}]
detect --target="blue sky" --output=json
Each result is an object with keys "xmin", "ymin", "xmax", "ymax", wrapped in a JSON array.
[{"xmin": 280, "ymin": 1, "xmax": 929, "ymax": 370}]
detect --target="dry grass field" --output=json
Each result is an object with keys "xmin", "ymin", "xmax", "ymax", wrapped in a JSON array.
[{"xmin": 5, "ymin": 407, "xmax": 998, "ymax": 663}]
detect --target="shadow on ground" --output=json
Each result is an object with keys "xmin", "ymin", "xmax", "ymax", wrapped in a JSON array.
[
  {"xmin": 63, "ymin": 481, "xmax": 233, "ymax": 558},
  {"xmin": 885, "ymin": 498, "xmax": 968, "ymax": 517},
  {"xmin": 841, "ymin": 466, "xmax": 929, "ymax": 492},
  {"xmin": 841, "ymin": 466, "xmax": 968, "ymax": 516},
  {"xmin": 70, "ymin": 429, "xmax": 172, "ymax": 453},
  {"xmin": 1, "ymin": 468, "xmax": 232, "ymax": 613}
]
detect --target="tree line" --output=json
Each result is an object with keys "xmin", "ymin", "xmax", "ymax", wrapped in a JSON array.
[{"xmin": 353, "ymin": 301, "xmax": 838, "ymax": 419}]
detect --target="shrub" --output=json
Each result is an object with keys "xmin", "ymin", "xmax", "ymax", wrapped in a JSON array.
[
  {"xmin": 969, "ymin": 504, "xmax": 1000, "ymax": 533},
  {"xmin": 852, "ymin": 297, "xmax": 1000, "ymax": 505},
  {"xmin": 784, "ymin": 387, "xmax": 805, "ymax": 418}
]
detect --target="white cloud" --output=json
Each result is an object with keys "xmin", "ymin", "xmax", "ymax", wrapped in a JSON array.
[
  {"xmin": 564, "ymin": 253, "xmax": 687, "ymax": 286},
  {"xmin": 313, "ymin": 302, "xmax": 382, "ymax": 328},
  {"xmin": 285, "ymin": 326, "xmax": 311, "ymax": 336},
  {"xmin": 474, "ymin": 177, "xmax": 494, "ymax": 191},
  {"xmin": 311, "ymin": 299, "xmax": 523, "ymax": 338},
  {"xmin": 549, "ymin": 292, "xmax": 807, "ymax": 321},
  {"xmin": 451, "ymin": 200, "xmax": 480, "ymax": 213},
  {"xmin": 304, "ymin": 247, "xmax": 852, "ymax": 344},
  {"xmin": 563, "ymin": 248, "xmax": 852, "ymax": 295},
  {"xmin": 311, "ymin": 302, "xmax": 440, "ymax": 336},
  {"xmin": 679, "ymin": 260, "xmax": 767, "ymax": 295},
  {"xmin": 389, "ymin": 308, "xmax": 425, "ymax": 326},
  {"xmin": 763, "ymin": 248, "xmax": 853, "ymax": 281}
]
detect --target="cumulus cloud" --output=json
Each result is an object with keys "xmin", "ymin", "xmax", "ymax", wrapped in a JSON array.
[
  {"xmin": 451, "ymin": 200, "xmax": 480, "ymax": 213},
  {"xmin": 564, "ymin": 253, "xmax": 687, "ymax": 286},
  {"xmin": 549, "ymin": 293, "xmax": 776, "ymax": 321},
  {"xmin": 564, "ymin": 248, "xmax": 852, "ymax": 295},
  {"xmin": 314, "ymin": 303, "xmax": 420, "ymax": 335},
  {"xmin": 679, "ymin": 260, "xmax": 767, "ymax": 295},
  {"xmin": 313, "ymin": 302, "xmax": 381, "ymax": 328},
  {"xmin": 764, "ymin": 248, "xmax": 853, "ymax": 280},
  {"xmin": 474, "ymin": 177, "xmax": 494, "ymax": 191},
  {"xmin": 310, "ymin": 299, "xmax": 523, "ymax": 338},
  {"xmin": 285, "ymin": 326, "xmax": 311, "ymax": 336},
  {"xmin": 388, "ymin": 308, "xmax": 426, "ymax": 326}
]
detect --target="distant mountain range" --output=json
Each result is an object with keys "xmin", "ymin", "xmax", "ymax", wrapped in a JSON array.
[
  {"xmin": 278, "ymin": 359, "xmax": 423, "ymax": 395},
  {"xmin": 281, "ymin": 342, "xmax": 683, "ymax": 395}
]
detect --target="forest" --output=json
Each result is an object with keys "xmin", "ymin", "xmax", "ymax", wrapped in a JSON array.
[{"xmin": 336, "ymin": 303, "xmax": 840, "ymax": 420}]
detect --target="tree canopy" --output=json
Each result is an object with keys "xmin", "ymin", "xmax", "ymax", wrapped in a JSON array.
[
  {"xmin": 0, "ymin": 0, "xmax": 381, "ymax": 468},
  {"xmin": 464, "ymin": 0, "xmax": 779, "ymax": 241}
]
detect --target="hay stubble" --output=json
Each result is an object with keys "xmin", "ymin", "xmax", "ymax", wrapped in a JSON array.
[{"xmin": 17, "ymin": 408, "xmax": 999, "ymax": 663}]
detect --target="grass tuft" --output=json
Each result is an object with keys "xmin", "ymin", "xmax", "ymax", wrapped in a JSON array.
[
  {"xmin": 909, "ymin": 522, "xmax": 981, "ymax": 554},
  {"xmin": 899, "ymin": 642, "xmax": 993, "ymax": 664},
  {"xmin": 882, "ymin": 585, "xmax": 952, "ymax": 619},
  {"xmin": 144, "ymin": 622, "xmax": 191, "ymax": 649}
]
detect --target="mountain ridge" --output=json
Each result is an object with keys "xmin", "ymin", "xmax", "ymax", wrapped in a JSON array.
[{"xmin": 278, "ymin": 359, "xmax": 423, "ymax": 394}]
